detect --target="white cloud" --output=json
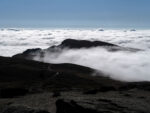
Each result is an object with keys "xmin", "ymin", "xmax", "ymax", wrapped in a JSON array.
[
  {"xmin": 1, "ymin": 29, "xmax": 150, "ymax": 56},
  {"xmin": 34, "ymin": 47, "xmax": 150, "ymax": 82},
  {"xmin": 0, "ymin": 28, "xmax": 150, "ymax": 81}
]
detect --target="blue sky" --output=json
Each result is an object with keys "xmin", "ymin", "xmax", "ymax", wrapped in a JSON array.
[{"xmin": 0, "ymin": 0, "xmax": 150, "ymax": 28}]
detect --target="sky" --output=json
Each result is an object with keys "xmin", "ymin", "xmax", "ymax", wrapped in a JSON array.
[{"xmin": 0, "ymin": 0, "xmax": 150, "ymax": 28}]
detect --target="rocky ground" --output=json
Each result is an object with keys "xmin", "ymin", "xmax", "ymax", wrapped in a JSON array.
[
  {"xmin": 0, "ymin": 90, "xmax": 150, "ymax": 113},
  {"xmin": 0, "ymin": 39, "xmax": 150, "ymax": 113}
]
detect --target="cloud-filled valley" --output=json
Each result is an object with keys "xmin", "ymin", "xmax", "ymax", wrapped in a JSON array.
[{"xmin": 0, "ymin": 28, "xmax": 150, "ymax": 81}]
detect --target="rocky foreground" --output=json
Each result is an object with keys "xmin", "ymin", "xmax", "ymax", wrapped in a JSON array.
[{"xmin": 0, "ymin": 39, "xmax": 150, "ymax": 113}]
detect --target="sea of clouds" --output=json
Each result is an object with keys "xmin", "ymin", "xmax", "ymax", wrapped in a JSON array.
[{"xmin": 0, "ymin": 28, "xmax": 150, "ymax": 81}]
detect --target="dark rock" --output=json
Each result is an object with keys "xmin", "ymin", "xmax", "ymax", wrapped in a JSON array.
[
  {"xmin": 56, "ymin": 99, "xmax": 100, "ymax": 113},
  {"xmin": 97, "ymin": 98, "xmax": 128, "ymax": 112},
  {"xmin": 123, "ymin": 93, "xmax": 131, "ymax": 97},
  {"xmin": 83, "ymin": 86, "xmax": 117, "ymax": 94},
  {"xmin": 0, "ymin": 55, "xmax": 150, "ymax": 113},
  {"xmin": 0, "ymin": 88, "xmax": 29, "ymax": 98},
  {"xmin": 0, "ymin": 106, "xmax": 50, "ymax": 113},
  {"xmin": 119, "ymin": 82, "xmax": 150, "ymax": 91},
  {"xmin": 58, "ymin": 39, "xmax": 117, "ymax": 49},
  {"xmin": 13, "ymin": 48, "xmax": 42, "ymax": 59},
  {"xmin": 98, "ymin": 86, "xmax": 117, "ymax": 92},
  {"xmin": 23, "ymin": 48, "xmax": 42, "ymax": 55},
  {"xmin": 52, "ymin": 91, "xmax": 61, "ymax": 97},
  {"xmin": 0, "ymin": 56, "xmax": 123, "ymax": 92},
  {"xmin": 138, "ymin": 96, "xmax": 145, "ymax": 99},
  {"xmin": 83, "ymin": 89, "xmax": 99, "ymax": 94},
  {"xmin": 56, "ymin": 99, "xmax": 142, "ymax": 113}
]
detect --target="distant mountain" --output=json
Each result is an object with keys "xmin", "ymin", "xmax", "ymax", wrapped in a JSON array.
[{"xmin": 13, "ymin": 39, "xmax": 139, "ymax": 60}]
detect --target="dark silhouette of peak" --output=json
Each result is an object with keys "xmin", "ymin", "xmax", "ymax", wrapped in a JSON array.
[{"xmin": 59, "ymin": 39, "xmax": 117, "ymax": 49}]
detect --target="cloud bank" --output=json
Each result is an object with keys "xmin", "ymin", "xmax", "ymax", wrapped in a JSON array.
[
  {"xmin": 34, "ymin": 47, "xmax": 150, "ymax": 82},
  {"xmin": 0, "ymin": 28, "xmax": 150, "ymax": 82},
  {"xmin": 1, "ymin": 28, "xmax": 150, "ymax": 56}
]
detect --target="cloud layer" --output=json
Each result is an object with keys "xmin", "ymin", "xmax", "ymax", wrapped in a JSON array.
[
  {"xmin": 0, "ymin": 28, "xmax": 150, "ymax": 81},
  {"xmin": 0, "ymin": 28, "xmax": 150, "ymax": 56},
  {"xmin": 34, "ymin": 47, "xmax": 150, "ymax": 82}
]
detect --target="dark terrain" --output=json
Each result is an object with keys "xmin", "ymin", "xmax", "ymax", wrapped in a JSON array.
[{"xmin": 0, "ymin": 39, "xmax": 149, "ymax": 113}]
